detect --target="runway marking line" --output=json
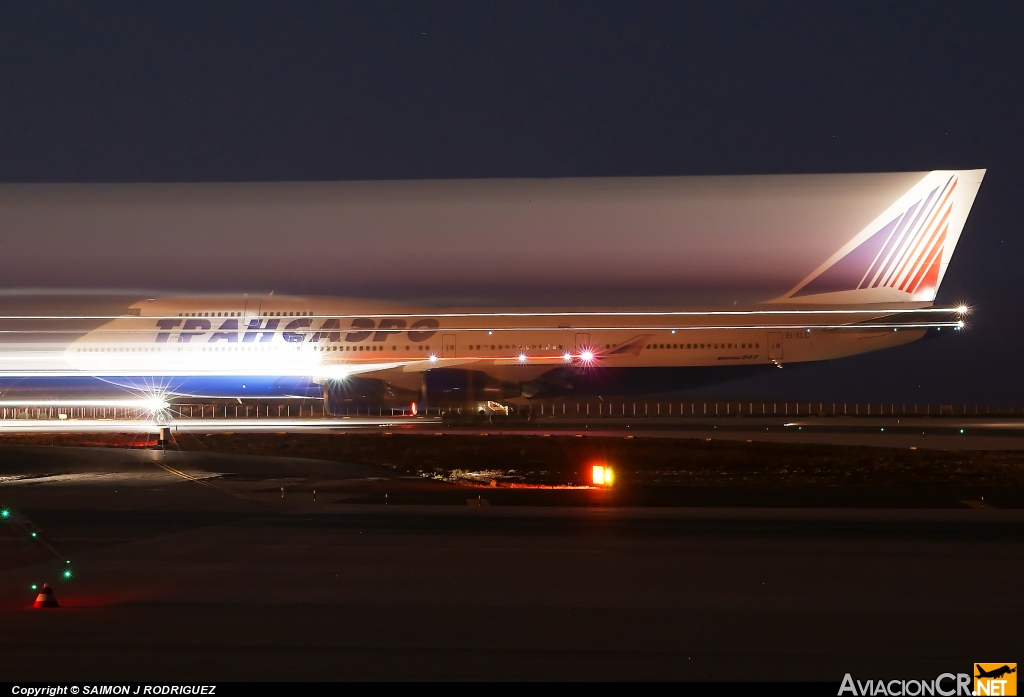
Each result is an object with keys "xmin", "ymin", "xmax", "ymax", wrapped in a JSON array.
[{"xmin": 153, "ymin": 461, "xmax": 255, "ymax": 502}]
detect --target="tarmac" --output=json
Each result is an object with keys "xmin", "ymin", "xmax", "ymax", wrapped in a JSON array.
[
  {"xmin": 7, "ymin": 413, "xmax": 1024, "ymax": 450},
  {"xmin": 0, "ymin": 445, "xmax": 1021, "ymax": 680}
]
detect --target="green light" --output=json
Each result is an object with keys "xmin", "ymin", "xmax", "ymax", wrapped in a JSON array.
[
  {"xmin": 880, "ymin": 428, "xmax": 885, "ymax": 432},
  {"xmin": 1, "ymin": 509, "xmax": 9, "ymax": 518},
  {"xmin": 31, "ymin": 584, "xmax": 37, "ymax": 590},
  {"xmin": 960, "ymin": 429, "xmax": 965, "ymax": 434},
  {"xmin": 62, "ymin": 569, "xmax": 73, "ymax": 580},
  {"xmin": 30, "ymin": 532, "xmax": 36, "ymax": 537}
]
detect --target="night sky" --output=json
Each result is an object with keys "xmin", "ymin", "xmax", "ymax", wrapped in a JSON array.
[{"xmin": 0, "ymin": 3, "xmax": 1021, "ymax": 404}]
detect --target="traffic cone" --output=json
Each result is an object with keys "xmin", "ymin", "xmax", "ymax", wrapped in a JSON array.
[{"xmin": 33, "ymin": 583, "xmax": 59, "ymax": 608}]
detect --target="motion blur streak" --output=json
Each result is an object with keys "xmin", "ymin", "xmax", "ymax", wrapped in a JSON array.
[{"xmin": 0, "ymin": 170, "xmax": 983, "ymax": 414}]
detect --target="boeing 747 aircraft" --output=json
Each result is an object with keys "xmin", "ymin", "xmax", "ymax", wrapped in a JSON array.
[{"xmin": 0, "ymin": 169, "xmax": 983, "ymax": 413}]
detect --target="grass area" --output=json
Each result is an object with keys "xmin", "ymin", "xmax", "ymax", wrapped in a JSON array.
[{"xmin": 2, "ymin": 432, "xmax": 1023, "ymax": 487}]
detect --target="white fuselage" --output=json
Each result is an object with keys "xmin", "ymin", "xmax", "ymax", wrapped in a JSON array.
[{"xmin": 64, "ymin": 295, "xmax": 954, "ymax": 382}]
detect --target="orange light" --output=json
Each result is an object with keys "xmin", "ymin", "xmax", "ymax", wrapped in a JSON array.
[{"xmin": 592, "ymin": 465, "xmax": 614, "ymax": 486}]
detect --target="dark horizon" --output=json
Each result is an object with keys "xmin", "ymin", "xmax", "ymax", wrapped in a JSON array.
[{"xmin": 0, "ymin": 3, "xmax": 1021, "ymax": 404}]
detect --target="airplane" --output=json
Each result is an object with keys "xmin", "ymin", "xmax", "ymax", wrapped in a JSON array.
[
  {"xmin": 0, "ymin": 169, "xmax": 983, "ymax": 415},
  {"xmin": 976, "ymin": 665, "xmax": 1016, "ymax": 680}
]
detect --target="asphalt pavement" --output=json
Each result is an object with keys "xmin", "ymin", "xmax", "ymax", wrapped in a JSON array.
[{"xmin": 0, "ymin": 446, "xmax": 1020, "ymax": 681}]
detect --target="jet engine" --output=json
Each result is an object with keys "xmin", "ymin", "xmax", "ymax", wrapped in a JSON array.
[
  {"xmin": 422, "ymin": 368, "xmax": 521, "ymax": 407},
  {"xmin": 322, "ymin": 377, "xmax": 418, "ymax": 415}
]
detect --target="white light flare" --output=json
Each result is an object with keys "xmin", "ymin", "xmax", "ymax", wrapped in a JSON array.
[
  {"xmin": 517, "ymin": 353, "xmax": 528, "ymax": 364},
  {"xmin": 0, "ymin": 398, "xmax": 170, "ymax": 411},
  {"xmin": 144, "ymin": 397, "xmax": 170, "ymax": 413},
  {"xmin": 563, "ymin": 352, "xmax": 573, "ymax": 363},
  {"xmin": 429, "ymin": 354, "xmax": 438, "ymax": 363}
]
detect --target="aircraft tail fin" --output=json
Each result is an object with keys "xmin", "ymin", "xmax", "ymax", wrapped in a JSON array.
[{"xmin": 775, "ymin": 169, "xmax": 985, "ymax": 304}]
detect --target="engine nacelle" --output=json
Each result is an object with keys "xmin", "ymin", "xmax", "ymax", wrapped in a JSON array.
[
  {"xmin": 422, "ymin": 369, "xmax": 521, "ymax": 406},
  {"xmin": 322, "ymin": 377, "xmax": 417, "ymax": 415}
]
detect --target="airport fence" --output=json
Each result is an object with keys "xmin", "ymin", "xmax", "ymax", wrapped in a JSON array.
[
  {"xmin": 453, "ymin": 400, "xmax": 1024, "ymax": 419},
  {"xmin": 0, "ymin": 400, "xmax": 1021, "ymax": 421}
]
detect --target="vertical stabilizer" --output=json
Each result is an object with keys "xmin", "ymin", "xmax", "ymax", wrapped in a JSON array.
[{"xmin": 775, "ymin": 169, "xmax": 985, "ymax": 304}]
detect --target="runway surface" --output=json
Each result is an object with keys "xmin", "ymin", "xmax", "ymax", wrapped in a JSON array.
[
  {"xmin": 5, "ymin": 413, "xmax": 1024, "ymax": 449},
  {"xmin": 0, "ymin": 446, "xmax": 1021, "ymax": 680}
]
